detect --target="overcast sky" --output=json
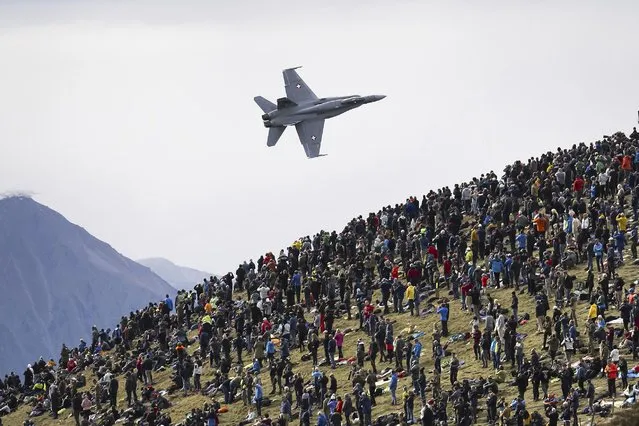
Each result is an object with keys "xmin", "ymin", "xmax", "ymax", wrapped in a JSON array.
[{"xmin": 1, "ymin": 0, "xmax": 638, "ymax": 274}]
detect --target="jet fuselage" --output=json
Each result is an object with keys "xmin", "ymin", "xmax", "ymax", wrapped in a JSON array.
[{"xmin": 262, "ymin": 95, "xmax": 385, "ymax": 127}]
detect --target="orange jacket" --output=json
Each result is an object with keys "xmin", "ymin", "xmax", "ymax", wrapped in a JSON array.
[{"xmin": 533, "ymin": 215, "xmax": 547, "ymax": 232}]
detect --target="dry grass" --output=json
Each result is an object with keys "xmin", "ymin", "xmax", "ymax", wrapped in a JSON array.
[
  {"xmin": 4, "ymin": 218, "xmax": 639, "ymax": 426},
  {"xmin": 3, "ymin": 259, "xmax": 638, "ymax": 426}
]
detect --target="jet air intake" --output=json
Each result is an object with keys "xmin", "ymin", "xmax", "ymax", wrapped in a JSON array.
[{"xmin": 261, "ymin": 113, "xmax": 270, "ymax": 120}]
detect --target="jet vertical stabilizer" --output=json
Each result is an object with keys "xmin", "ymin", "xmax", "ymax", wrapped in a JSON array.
[{"xmin": 254, "ymin": 96, "xmax": 276, "ymax": 114}]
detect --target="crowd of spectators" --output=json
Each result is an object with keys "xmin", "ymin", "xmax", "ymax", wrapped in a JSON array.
[{"xmin": 2, "ymin": 127, "xmax": 639, "ymax": 426}]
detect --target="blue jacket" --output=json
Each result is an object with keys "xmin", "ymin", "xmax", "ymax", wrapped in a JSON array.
[
  {"xmin": 291, "ymin": 273, "xmax": 301, "ymax": 287},
  {"xmin": 516, "ymin": 233, "xmax": 527, "ymax": 249},
  {"xmin": 420, "ymin": 234, "xmax": 429, "ymax": 250},
  {"xmin": 360, "ymin": 395, "xmax": 372, "ymax": 412},
  {"xmin": 564, "ymin": 216, "xmax": 573, "ymax": 233},
  {"xmin": 437, "ymin": 306, "xmax": 449, "ymax": 321},
  {"xmin": 490, "ymin": 338, "xmax": 499, "ymax": 353},
  {"xmin": 389, "ymin": 373, "xmax": 398, "ymax": 390},
  {"xmin": 312, "ymin": 369, "xmax": 323, "ymax": 385},
  {"xmin": 317, "ymin": 413, "xmax": 328, "ymax": 426},
  {"xmin": 413, "ymin": 341, "xmax": 422, "ymax": 357},
  {"xmin": 266, "ymin": 341, "xmax": 276, "ymax": 354},
  {"xmin": 490, "ymin": 259, "xmax": 504, "ymax": 273},
  {"xmin": 165, "ymin": 297, "xmax": 173, "ymax": 311},
  {"xmin": 254, "ymin": 384, "xmax": 263, "ymax": 400},
  {"xmin": 569, "ymin": 325, "xmax": 577, "ymax": 339},
  {"xmin": 594, "ymin": 242, "xmax": 603, "ymax": 256},
  {"xmin": 405, "ymin": 202, "xmax": 417, "ymax": 218},
  {"xmin": 504, "ymin": 257, "xmax": 512, "ymax": 271},
  {"xmin": 280, "ymin": 340, "xmax": 290, "ymax": 359}
]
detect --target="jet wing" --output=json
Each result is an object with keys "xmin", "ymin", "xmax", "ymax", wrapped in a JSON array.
[
  {"xmin": 283, "ymin": 67, "xmax": 318, "ymax": 104},
  {"xmin": 295, "ymin": 119, "xmax": 325, "ymax": 158}
]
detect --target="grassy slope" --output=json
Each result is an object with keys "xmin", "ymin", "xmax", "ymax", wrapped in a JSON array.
[{"xmin": 3, "ymin": 260, "xmax": 637, "ymax": 426}]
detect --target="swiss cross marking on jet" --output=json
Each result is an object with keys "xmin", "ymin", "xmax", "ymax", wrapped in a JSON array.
[
  {"xmin": 296, "ymin": 84, "xmax": 301, "ymax": 88},
  {"xmin": 311, "ymin": 135, "xmax": 316, "ymax": 141}
]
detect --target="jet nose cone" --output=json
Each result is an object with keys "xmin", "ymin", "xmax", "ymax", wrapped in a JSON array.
[{"xmin": 369, "ymin": 95, "xmax": 386, "ymax": 102}]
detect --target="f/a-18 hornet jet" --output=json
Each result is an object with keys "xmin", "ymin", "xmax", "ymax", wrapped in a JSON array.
[{"xmin": 254, "ymin": 67, "xmax": 385, "ymax": 158}]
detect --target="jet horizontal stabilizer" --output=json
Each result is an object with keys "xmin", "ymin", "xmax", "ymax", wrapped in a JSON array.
[{"xmin": 267, "ymin": 126, "xmax": 286, "ymax": 147}]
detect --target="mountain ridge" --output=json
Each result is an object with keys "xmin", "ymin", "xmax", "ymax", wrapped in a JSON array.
[
  {"xmin": 0, "ymin": 196, "xmax": 175, "ymax": 375},
  {"xmin": 136, "ymin": 257, "xmax": 215, "ymax": 290}
]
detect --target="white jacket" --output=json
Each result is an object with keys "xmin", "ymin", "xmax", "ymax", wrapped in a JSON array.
[{"xmin": 193, "ymin": 365, "xmax": 203, "ymax": 376}]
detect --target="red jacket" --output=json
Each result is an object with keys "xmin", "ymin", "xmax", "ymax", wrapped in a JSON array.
[
  {"xmin": 606, "ymin": 363, "xmax": 618, "ymax": 380},
  {"xmin": 443, "ymin": 259, "xmax": 452, "ymax": 275},
  {"xmin": 391, "ymin": 266, "xmax": 400, "ymax": 279},
  {"xmin": 261, "ymin": 319, "xmax": 272, "ymax": 333},
  {"xmin": 363, "ymin": 304, "xmax": 374, "ymax": 319},
  {"xmin": 407, "ymin": 267, "xmax": 420, "ymax": 281},
  {"xmin": 66, "ymin": 359, "xmax": 76, "ymax": 372}
]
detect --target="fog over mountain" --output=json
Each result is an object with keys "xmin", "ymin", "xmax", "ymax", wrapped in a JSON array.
[
  {"xmin": 0, "ymin": 196, "xmax": 175, "ymax": 375},
  {"xmin": 137, "ymin": 257, "xmax": 214, "ymax": 290}
]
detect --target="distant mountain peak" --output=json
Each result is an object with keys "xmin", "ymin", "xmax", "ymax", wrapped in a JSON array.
[
  {"xmin": 137, "ymin": 257, "xmax": 214, "ymax": 290},
  {"xmin": 0, "ymin": 191, "xmax": 37, "ymax": 201}
]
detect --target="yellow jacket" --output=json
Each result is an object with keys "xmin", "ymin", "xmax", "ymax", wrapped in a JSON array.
[
  {"xmin": 406, "ymin": 285, "xmax": 415, "ymax": 300},
  {"xmin": 588, "ymin": 304, "xmax": 598, "ymax": 320},
  {"xmin": 617, "ymin": 214, "xmax": 628, "ymax": 231},
  {"xmin": 465, "ymin": 251, "xmax": 473, "ymax": 263}
]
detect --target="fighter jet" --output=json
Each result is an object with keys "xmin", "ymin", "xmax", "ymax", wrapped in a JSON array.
[{"xmin": 254, "ymin": 67, "xmax": 385, "ymax": 158}]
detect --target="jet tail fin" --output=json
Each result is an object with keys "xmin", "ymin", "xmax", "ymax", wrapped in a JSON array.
[
  {"xmin": 267, "ymin": 126, "xmax": 286, "ymax": 147},
  {"xmin": 254, "ymin": 96, "xmax": 276, "ymax": 114}
]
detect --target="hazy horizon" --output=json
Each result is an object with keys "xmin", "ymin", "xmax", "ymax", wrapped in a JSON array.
[{"xmin": 1, "ymin": 1, "xmax": 638, "ymax": 273}]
